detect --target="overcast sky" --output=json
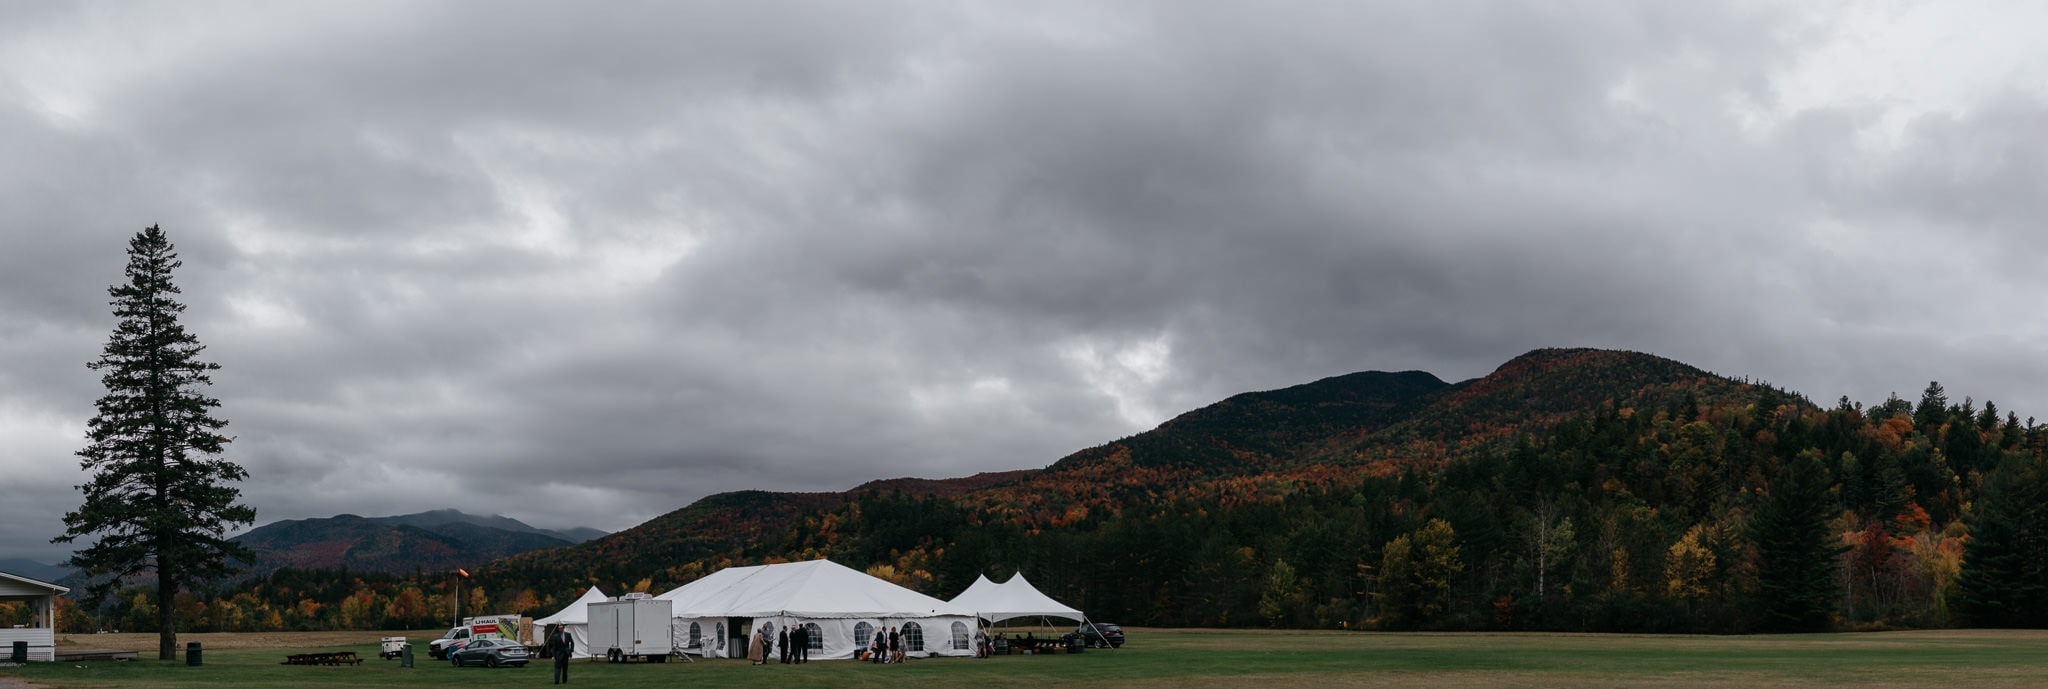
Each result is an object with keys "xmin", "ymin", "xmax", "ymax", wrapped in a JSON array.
[{"xmin": 4, "ymin": 1, "xmax": 2047, "ymax": 564}]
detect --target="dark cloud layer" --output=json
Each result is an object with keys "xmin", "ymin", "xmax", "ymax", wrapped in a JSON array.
[{"xmin": 5, "ymin": 1, "xmax": 2046, "ymax": 562}]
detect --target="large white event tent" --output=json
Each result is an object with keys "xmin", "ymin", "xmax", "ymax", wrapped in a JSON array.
[
  {"xmin": 949, "ymin": 572, "xmax": 1086, "ymax": 626},
  {"xmin": 531, "ymin": 585, "xmax": 608, "ymax": 659},
  {"xmin": 656, "ymin": 558, "xmax": 979, "ymax": 660}
]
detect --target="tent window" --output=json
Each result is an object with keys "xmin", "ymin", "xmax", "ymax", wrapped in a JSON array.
[
  {"xmin": 804, "ymin": 623, "xmax": 823, "ymax": 650},
  {"xmin": 854, "ymin": 621, "xmax": 873, "ymax": 648},
  {"xmin": 689, "ymin": 622, "xmax": 702, "ymax": 647},
  {"xmin": 716, "ymin": 623, "xmax": 726, "ymax": 650},
  {"xmin": 950, "ymin": 621, "xmax": 970, "ymax": 650},
  {"xmin": 903, "ymin": 622, "xmax": 925, "ymax": 652}
]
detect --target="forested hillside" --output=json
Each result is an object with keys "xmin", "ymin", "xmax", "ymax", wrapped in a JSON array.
[{"xmin": 44, "ymin": 348, "xmax": 2048, "ymax": 635}]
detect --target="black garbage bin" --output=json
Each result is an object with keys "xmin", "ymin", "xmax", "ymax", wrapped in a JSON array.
[
  {"xmin": 401, "ymin": 642, "xmax": 414, "ymax": 668},
  {"xmin": 186, "ymin": 641, "xmax": 202, "ymax": 666},
  {"xmin": 1067, "ymin": 636, "xmax": 1084, "ymax": 653},
  {"xmin": 9, "ymin": 640, "xmax": 26, "ymax": 663}
]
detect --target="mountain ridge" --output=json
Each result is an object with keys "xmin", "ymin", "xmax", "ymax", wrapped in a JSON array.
[
  {"xmin": 0, "ymin": 558, "xmax": 73, "ymax": 584},
  {"xmin": 485, "ymin": 347, "xmax": 1736, "ymax": 588},
  {"xmin": 230, "ymin": 509, "xmax": 605, "ymax": 577}
]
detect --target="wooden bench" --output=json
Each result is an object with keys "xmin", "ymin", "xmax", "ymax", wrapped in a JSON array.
[
  {"xmin": 282, "ymin": 651, "xmax": 363, "ymax": 666},
  {"xmin": 54, "ymin": 648, "xmax": 138, "ymax": 662}
]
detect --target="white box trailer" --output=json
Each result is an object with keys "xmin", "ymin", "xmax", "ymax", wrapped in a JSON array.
[{"xmin": 588, "ymin": 597, "xmax": 675, "ymax": 662}]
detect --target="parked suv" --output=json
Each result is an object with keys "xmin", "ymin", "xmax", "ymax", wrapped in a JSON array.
[{"xmin": 1066, "ymin": 622, "xmax": 1124, "ymax": 648}]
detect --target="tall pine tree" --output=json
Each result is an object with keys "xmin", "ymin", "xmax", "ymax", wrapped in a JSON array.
[
  {"xmin": 55, "ymin": 225, "xmax": 255, "ymax": 661},
  {"xmin": 1913, "ymin": 381, "xmax": 1948, "ymax": 432},
  {"xmin": 1749, "ymin": 452, "xmax": 1843, "ymax": 632},
  {"xmin": 1955, "ymin": 455, "xmax": 2048, "ymax": 627}
]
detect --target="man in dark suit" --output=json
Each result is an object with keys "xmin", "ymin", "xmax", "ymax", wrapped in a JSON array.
[
  {"xmin": 549, "ymin": 624, "xmax": 575, "ymax": 684},
  {"xmin": 791, "ymin": 624, "xmax": 807, "ymax": 664},
  {"xmin": 778, "ymin": 624, "xmax": 791, "ymax": 664}
]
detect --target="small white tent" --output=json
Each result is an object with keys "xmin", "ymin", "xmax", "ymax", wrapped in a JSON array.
[
  {"xmin": 951, "ymin": 574, "xmax": 1003, "ymax": 613},
  {"xmin": 657, "ymin": 559, "xmax": 978, "ymax": 660},
  {"xmin": 949, "ymin": 572, "xmax": 1085, "ymax": 625},
  {"xmin": 531, "ymin": 585, "xmax": 607, "ymax": 659}
]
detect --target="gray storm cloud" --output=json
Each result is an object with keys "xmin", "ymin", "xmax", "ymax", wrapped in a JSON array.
[{"xmin": 4, "ymin": 1, "xmax": 2047, "ymax": 562}]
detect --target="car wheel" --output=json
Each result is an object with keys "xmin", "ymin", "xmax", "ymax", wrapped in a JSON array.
[{"xmin": 487, "ymin": 655, "xmax": 499, "ymax": 668}]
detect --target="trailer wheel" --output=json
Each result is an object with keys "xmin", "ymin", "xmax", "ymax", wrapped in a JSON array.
[{"xmin": 607, "ymin": 648, "xmax": 623, "ymax": 663}]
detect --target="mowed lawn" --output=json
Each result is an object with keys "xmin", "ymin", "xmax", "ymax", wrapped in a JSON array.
[{"xmin": 7, "ymin": 627, "xmax": 2048, "ymax": 688}]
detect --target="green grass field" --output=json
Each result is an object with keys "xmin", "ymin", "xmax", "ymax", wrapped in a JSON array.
[{"xmin": 8, "ymin": 628, "xmax": 2048, "ymax": 688}]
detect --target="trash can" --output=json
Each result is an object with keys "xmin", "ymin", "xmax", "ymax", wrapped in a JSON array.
[
  {"xmin": 1068, "ymin": 636, "xmax": 1085, "ymax": 653},
  {"xmin": 401, "ymin": 643, "xmax": 414, "ymax": 668},
  {"xmin": 186, "ymin": 641, "xmax": 202, "ymax": 666},
  {"xmin": 9, "ymin": 640, "xmax": 26, "ymax": 663}
]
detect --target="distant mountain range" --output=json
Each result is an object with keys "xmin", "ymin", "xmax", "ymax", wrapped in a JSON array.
[
  {"xmin": 0, "ymin": 558, "xmax": 73, "ymax": 584},
  {"xmin": 228, "ymin": 509, "xmax": 605, "ymax": 577},
  {"xmin": 367, "ymin": 509, "xmax": 607, "ymax": 544}
]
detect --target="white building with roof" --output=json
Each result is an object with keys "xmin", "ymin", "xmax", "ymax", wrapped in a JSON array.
[{"xmin": 0, "ymin": 570, "xmax": 68, "ymax": 662}]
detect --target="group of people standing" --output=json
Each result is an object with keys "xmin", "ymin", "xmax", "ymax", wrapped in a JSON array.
[
  {"xmin": 747, "ymin": 623, "xmax": 810, "ymax": 665},
  {"xmin": 740, "ymin": 621, "xmax": 916, "ymax": 664},
  {"xmin": 867, "ymin": 625, "xmax": 906, "ymax": 663}
]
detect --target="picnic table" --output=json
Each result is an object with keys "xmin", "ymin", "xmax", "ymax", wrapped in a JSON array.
[{"xmin": 282, "ymin": 651, "xmax": 363, "ymax": 666}]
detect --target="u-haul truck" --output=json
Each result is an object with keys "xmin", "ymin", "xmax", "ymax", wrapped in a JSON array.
[{"xmin": 427, "ymin": 614, "xmax": 531, "ymax": 659}]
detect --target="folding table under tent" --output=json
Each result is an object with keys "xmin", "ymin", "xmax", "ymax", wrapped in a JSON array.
[{"xmin": 530, "ymin": 585, "xmax": 608, "ymax": 659}]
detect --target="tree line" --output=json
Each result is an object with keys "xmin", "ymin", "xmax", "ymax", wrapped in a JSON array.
[{"xmin": 63, "ymin": 380, "xmax": 2048, "ymax": 635}]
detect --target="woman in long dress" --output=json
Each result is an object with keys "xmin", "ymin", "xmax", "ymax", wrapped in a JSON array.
[{"xmin": 748, "ymin": 628, "xmax": 767, "ymax": 665}]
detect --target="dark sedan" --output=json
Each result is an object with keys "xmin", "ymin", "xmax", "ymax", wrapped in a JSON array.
[
  {"xmin": 1068, "ymin": 622, "xmax": 1125, "ymax": 648},
  {"xmin": 449, "ymin": 637, "xmax": 530, "ymax": 668}
]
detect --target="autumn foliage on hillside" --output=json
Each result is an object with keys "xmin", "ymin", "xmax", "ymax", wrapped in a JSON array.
[{"xmin": 84, "ymin": 348, "xmax": 2048, "ymax": 634}]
